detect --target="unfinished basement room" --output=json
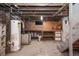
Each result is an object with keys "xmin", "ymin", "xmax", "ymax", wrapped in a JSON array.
[{"xmin": 0, "ymin": 3, "xmax": 79, "ymax": 56}]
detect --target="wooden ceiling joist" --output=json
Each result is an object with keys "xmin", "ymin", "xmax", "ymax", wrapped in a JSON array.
[{"xmin": 14, "ymin": 3, "xmax": 69, "ymax": 17}]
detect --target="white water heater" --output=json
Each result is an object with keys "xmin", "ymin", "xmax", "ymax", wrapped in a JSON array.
[{"xmin": 10, "ymin": 19, "xmax": 21, "ymax": 52}]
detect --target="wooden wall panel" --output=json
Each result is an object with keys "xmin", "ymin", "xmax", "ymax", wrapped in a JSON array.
[{"xmin": 24, "ymin": 19, "xmax": 61, "ymax": 31}]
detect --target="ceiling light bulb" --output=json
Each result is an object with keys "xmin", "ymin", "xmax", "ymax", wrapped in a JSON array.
[
  {"xmin": 40, "ymin": 16, "xmax": 43, "ymax": 21},
  {"xmin": 15, "ymin": 5, "xmax": 18, "ymax": 7}
]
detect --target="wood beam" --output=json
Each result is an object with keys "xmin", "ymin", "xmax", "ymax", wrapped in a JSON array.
[
  {"xmin": 53, "ymin": 4, "xmax": 68, "ymax": 16},
  {"xmin": 21, "ymin": 13, "xmax": 68, "ymax": 17},
  {"xmin": 15, "ymin": 3, "xmax": 64, "ymax": 7}
]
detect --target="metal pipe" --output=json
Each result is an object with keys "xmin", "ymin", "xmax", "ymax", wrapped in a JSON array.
[{"xmin": 69, "ymin": 3, "xmax": 73, "ymax": 56}]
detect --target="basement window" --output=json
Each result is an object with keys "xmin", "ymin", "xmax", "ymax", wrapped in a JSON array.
[{"xmin": 35, "ymin": 20, "xmax": 43, "ymax": 25}]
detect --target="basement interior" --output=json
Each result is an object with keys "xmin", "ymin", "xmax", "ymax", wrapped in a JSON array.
[{"xmin": 0, "ymin": 3, "xmax": 79, "ymax": 56}]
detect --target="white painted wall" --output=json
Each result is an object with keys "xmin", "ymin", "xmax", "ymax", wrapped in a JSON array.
[
  {"xmin": 71, "ymin": 4, "xmax": 79, "ymax": 26},
  {"xmin": 70, "ymin": 4, "xmax": 79, "ymax": 42},
  {"xmin": 57, "ymin": 3, "xmax": 79, "ymax": 53},
  {"xmin": 61, "ymin": 17, "xmax": 69, "ymax": 42},
  {"xmin": 62, "ymin": 4, "xmax": 79, "ymax": 42}
]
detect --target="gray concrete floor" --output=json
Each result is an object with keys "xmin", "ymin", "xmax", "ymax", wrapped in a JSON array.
[{"xmin": 6, "ymin": 40, "xmax": 69, "ymax": 56}]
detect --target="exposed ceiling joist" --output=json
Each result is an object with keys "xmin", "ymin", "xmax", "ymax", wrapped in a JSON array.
[
  {"xmin": 15, "ymin": 3, "xmax": 69, "ymax": 17},
  {"xmin": 53, "ymin": 4, "xmax": 68, "ymax": 16},
  {"xmin": 19, "ymin": 8, "xmax": 68, "ymax": 11},
  {"xmin": 20, "ymin": 11, "xmax": 68, "ymax": 15},
  {"xmin": 15, "ymin": 3, "xmax": 64, "ymax": 7},
  {"xmin": 20, "ymin": 10, "xmax": 58, "ymax": 12},
  {"xmin": 22, "ymin": 13, "xmax": 68, "ymax": 17},
  {"xmin": 21, "ymin": 12, "xmax": 55, "ymax": 14}
]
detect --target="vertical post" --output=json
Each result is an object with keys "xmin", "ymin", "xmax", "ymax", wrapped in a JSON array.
[{"xmin": 69, "ymin": 3, "xmax": 73, "ymax": 56}]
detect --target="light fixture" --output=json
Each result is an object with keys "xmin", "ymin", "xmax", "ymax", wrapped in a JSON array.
[
  {"xmin": 40, "ymin": 16, "xmax": 43, "ymax": 21},
  {"xmin": 34, "ymin": 3, "xmax": 49, "ymax": 6},
  {"xmin": 15, "ymin": 5, "xmax": 18, "ymax": 7}
]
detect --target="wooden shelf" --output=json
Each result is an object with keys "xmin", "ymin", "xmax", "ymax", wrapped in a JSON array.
[
  {"xmin": 42, "ymin": 31, "xmax": 55, "ymax": 40},
  {"xmin": 43, "ymin": 35, "xmax": 54, "ymax": 37},
  {"xmin": 24, "ymin": 30, "xmax": 62, "ymax": 40}
]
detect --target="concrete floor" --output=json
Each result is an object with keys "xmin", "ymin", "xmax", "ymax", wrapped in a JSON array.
[{"xmin": 6, "ymin": 40, "xmax": 69, "ymax": 56}]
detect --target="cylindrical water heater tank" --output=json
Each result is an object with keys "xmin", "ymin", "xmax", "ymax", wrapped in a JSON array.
[{"xmin": 10, "ymin": 20, "xmax": 21, "ymax": 52}]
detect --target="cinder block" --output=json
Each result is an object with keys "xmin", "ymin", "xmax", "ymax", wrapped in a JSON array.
[
  {"xmin": 0, "ymin": 48, "xmax": 5, "ymax": 56},
  {"xmin": 2, "ymin": 25, "xmax": 6, "ymax": 31},
  {"xmin": 2, "ymin": 36, "xmax": 6, "ymax": 41},
  {"xmin": 2, "ymin": 31, "xmax": 6, "ymax": 36},
  {"xmin": 1, "ymin": 42, "xmax": 6, "ymax": 48},
  {"xmin": 0, "ymin": 25, "xmax": 6, "ymax": 56}
]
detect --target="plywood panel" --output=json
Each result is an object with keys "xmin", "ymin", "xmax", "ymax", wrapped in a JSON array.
[{"xmin": 25, "ymin": 19, "xmax": 61, "ymax": 31}]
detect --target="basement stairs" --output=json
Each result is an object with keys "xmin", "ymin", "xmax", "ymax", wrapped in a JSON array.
[
  {"xmin": 57, "ymin": 22, "xmax": 79, "ymax": 53},
  {"xmin": 73, "ymin": 39, "xmax": 79, "ymax": 50},
  {"xmin": 57, "ymin": 3, "xmax": 79, "ymax": 53}
]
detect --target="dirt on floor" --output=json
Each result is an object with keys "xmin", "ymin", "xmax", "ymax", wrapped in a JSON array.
[{"xmin": 6, "ymin": 40, "xmax": 69, "ymax": 56}]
